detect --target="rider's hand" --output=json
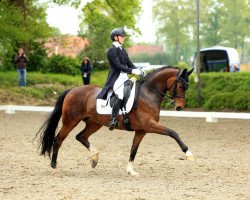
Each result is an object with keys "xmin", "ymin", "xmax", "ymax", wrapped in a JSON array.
[
  {"xmin": 140, "ymin": 69, "xmax": 146, "ymax": 76},
  {"xmin": 132, "ymin": 69, "xmax": 143, "ymax": 76}
]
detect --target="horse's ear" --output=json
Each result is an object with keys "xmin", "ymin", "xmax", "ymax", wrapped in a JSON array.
[
  {"xmin": 187, "ymin": 68, "xmax": 194, "ymax": 76},
  {"xmin": 180, "ymin": 69, "xmax": 187, "ymax": 77}
]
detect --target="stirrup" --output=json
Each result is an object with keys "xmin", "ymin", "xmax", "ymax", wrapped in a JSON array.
[{"xmin": 109, "ymin": 119, "xmax": 118, "ymax": 130}]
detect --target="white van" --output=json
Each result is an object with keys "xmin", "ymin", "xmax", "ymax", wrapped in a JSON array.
[{"xmin": 193, "ymin": 46, "xmax": 240, "ymax": 72}]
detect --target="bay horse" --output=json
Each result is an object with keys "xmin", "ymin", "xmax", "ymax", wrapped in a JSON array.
[{"xmin": 36, "ymin": 66, "xmax": 194, "ymax": 176}]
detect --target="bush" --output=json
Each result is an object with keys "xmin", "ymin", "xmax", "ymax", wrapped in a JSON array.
[
  {"xmin": 91, "ymin": 60, "xmax": 109, "ymax": 71},
  {"xmin": 0, "ymin": 41, "xmax": 51, "ymax": 72},
  {"xmin": 27, "ymin": 42, "xmax": 48, "ymax": 71},
  {"xmin": 204, "ymin": 92, "xmax": 249, "ymax": 110},
  {"xmin": 44, "ymin": 55, "xmax": 81, "ymax": 75},
  {"xmin": 0, "ymin": 45, "xmax": 17, "ymax": 71},
  {"xmin": 183, "ymin": 72, "xmax": 250, "ymax": 111}
]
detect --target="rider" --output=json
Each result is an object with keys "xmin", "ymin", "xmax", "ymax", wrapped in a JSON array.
[{"xmin": 97, "ymin": 27, "xmax": 144, "ymax": 130}]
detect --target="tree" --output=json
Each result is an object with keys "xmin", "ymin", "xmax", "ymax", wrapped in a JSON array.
[
  {"xmin": 51, "ymin": 0, "xmax": 142, "ymax": 63},
  {"xmin": 153, "ymin": 0, "xmax": 250, "ymax": 64},
  {"xmin": 0, "ymin": 0, "xmax": 54, "ymax": 70},
  {"xmin": 219, "ymin": 0, "xmax": 250, "ymax": 62},
  {"xmin": 201, "ymin": 0, "xmax": 224, "ymax": 46},
  {"xmin": 153, "ymin": 0, "xmax": 196, "ymax": 64},
  {"xmin": 201, "ymin": 0, "xmax": 250, "ymax": 48}
]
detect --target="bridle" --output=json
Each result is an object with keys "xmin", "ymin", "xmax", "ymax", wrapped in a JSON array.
[
  {"xmin": 168, "ymin": 70, "xmax": 189, "ymax": 98},
  {"xmin": 143, "ymin": 70, "xmax": 189, "ymax": 104}
]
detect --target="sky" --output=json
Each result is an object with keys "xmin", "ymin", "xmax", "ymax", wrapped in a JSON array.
[{"xmin": 45, "ymin": 0, "xmax": 156, "ymax": 43}]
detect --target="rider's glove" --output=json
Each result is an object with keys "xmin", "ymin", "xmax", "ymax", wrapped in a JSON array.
[
  {"xmin": 140, "ymin": 69, "xmax": 146, "ymax": 76},
  {"xmin": 132, "ymin": 69, "xmax": 143, "ymax": 76}
]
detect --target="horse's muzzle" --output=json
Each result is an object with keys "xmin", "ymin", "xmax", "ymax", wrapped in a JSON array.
[{"xmin": 175, "ymin": 106, "xmax": 183, "ymax": 111}]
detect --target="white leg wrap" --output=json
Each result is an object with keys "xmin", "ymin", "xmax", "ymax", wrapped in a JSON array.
[
  {"xmin": 126, "ymin": 162, "xmax": 139, "ymax": 176},
  {"xmin": 185, "ymin": 150, "xmax": 194, "ymax": 160},
  {"xmin": 89, "ymin": 145, "xmax": 98, "ymax": 154},
  {"xmin": 88, "ymin": 145, "xmax": 99, "ymax": 168}
]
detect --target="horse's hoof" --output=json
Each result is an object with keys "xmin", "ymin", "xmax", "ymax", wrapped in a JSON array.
[
  {"xmin": 185, "ymin": 150, "xmax": 194, "ymax": 160},
  {"xmin": 51, "ymin": 161, "xmax": 57, "ymax": 168},
  {"xmin": 127, "ymin": 169, "xmax": 139, "ymax": 176},
  {"xmin": 90, "ymin": 159, "xmax": 98, "ymax": 168},
  {"xmin": 186, "ymin": 156, "xmax": 195, "ymax": 160},
  {"xmin": 126, "ymin": 166, "xmax": 139, "ymax": 176},
  {"xmin": 89, "ymin": 153, "xmax": 99, "ymax": 168}
]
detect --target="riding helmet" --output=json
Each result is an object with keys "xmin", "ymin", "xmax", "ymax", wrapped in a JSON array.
[{"xmin": 110, "ymin": 28, "xmax": 125, "ymax": 41}]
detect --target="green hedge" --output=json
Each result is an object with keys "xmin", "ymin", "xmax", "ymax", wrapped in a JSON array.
[
  {"xmin": 0, "ymin": 71, "xmax": 249, "ymax": 111},
  {"xmin": 184, "ymin": 72, "xmax": 250, "ymax": 111},
  {"xmin": 43, "ymin": 55, "xmax": 81, "ymax": 75}
]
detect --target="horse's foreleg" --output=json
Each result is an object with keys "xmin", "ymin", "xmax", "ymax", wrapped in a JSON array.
[
  {"xmin": 76, "ymin": 122, "xmax": 102, "ymax": 168},
  {"xmin": 127, "ymin": 131, "xmax": 146, "ymax": 176},
  {"xmin": 149, "ymin": 121, "xmax": 194, "ymax": 160},
  {"xmin": 164, "ymin": 128, "xmax": 194, "ymax": 160}
]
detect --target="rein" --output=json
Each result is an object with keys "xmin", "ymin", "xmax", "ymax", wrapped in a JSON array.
[
  {"xmin": 144, "ymin": 81, "xmax": 174, "ymax": 104},
  {"xmin": 142, "ymin": 69, "xmax": 189, "ymax": 104}
]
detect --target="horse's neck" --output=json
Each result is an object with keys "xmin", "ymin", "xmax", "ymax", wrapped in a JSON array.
[
  {"xmin": 149, "ymin": 69, "xmax": 178, "ymax": 92},
  {"xmin": 140, "ymin": 68, "xmax": 178, "ymax": 106}
]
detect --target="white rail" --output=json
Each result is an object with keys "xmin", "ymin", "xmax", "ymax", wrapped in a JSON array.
[
  {"xmin": 160, "ymin": 110, "xmax": 250, "ymax": 122},
  {"xmin": 0, "ymin": 105, "xmax": 53, "ymax": 114},
  {"xmin": 1, "ymin": 105, "xmax": 250, "ymax": 122}
]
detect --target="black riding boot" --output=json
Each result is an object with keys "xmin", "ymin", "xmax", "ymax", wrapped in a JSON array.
[{"xmin": 109, "ymin": 98, "xmax": 122, "ymax": 130}]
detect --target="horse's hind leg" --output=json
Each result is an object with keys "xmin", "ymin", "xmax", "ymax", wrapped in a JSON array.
[
  {"xmin": 51, "ymin": 124, "xmax": 77, "ymax": 168},
  {"xmin": 76, "ymin": 121, "xmax": 102, "ymax": 168}
]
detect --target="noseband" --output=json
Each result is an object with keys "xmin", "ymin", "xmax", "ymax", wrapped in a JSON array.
[{"xmin": 143, "ymin": 69, "xmax": 189, "ymax": 104}]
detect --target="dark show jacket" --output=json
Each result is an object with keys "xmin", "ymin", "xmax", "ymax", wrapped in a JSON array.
[
  {"xmin": 80, "ymin": 63, "xmax": 92, "ymax": 75},
  {"xmin": 14, "ymin": 55, "xmax": 28, "ymax": 69},
  {"xmin": 97, "ymin": 44, "xmax": 137, "ymax": 100}
]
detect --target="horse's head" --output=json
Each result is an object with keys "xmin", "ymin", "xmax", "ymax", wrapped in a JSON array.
[{"xmin": 166, "ymin": 68, "xmax": 194, "ymax": 111}]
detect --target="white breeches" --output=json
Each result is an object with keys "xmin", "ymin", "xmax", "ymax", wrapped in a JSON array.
[{"xmin": 113, "ymin": 72, "xmax": 129, "ymax": 100}]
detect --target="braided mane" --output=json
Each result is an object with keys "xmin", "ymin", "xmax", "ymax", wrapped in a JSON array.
[{"xmin": 143, "ymin": 66, "xmax": 181, "ymax": 80}]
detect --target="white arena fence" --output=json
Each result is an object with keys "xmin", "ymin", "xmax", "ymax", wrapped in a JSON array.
[{"xmin": 1, "ymin": 105, "xmax": 250, "ymax": 123}]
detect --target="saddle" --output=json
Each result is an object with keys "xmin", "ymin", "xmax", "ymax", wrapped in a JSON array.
[
  {"xmin": 109, "ymin": 79, "xmax": 135, "ymax": 110},
  {"xmin": 96, "ymin": 77, "xmax": 142, "ymax": 131}
]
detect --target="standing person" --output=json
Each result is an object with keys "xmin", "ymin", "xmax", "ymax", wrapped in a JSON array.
[
  {"xmin": 80, "ymin": 57, "xmax": 92, "ymax": 85},
  {"xmin": 233, "ymin": 64, "xmax": 240, "ymax": 72},
  {"xmin": 14, "ymin": 48, "xmax": 28, "ymax": 87},
  {"xmin": 97, "ymin": 27, "xmax": 144, "ymax": 130}
]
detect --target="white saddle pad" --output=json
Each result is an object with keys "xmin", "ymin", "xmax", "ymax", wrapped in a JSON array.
[{"xmin": 96, "ymin": 79, "xmax": 137, "ymax": 115}]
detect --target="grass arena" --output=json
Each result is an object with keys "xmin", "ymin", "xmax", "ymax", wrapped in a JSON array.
[{"xmin": 0, "ymin": 111, "xmax": 249, "ymax": 200}]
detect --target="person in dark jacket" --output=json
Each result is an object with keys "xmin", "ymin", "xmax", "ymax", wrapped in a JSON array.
[
  {"xmin": 97, "ymin": 28, "xmax": 144, "ymax": 130},
  {"xmin": 80, "ymin": 57, "xmax": 92, "ymax": 85},
  {"xmin": 14, "ymin": 48, "xmax": 28, "ymax": 87}
]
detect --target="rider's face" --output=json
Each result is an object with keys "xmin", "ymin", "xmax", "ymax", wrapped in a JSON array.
[{"xmin": 117, "ymin": 35, "xmax": 125, "ymax": 44}]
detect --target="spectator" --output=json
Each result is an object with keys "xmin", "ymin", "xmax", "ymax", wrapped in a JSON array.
[
  {"xmin": 233, "ymin": 64, "xmax": 240, "ymax": 72},
  {"xmin": 80, "ymin": 57, "xmax": 92, "ymax": 85},
  {"xmin": 14, "ymin": 48, "xmax": 28, "ymax": 87}
]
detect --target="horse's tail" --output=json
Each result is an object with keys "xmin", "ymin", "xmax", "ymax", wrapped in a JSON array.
[{"xmin": 35, "ymin": 89, "xmax": 71, "ymax": 157}]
